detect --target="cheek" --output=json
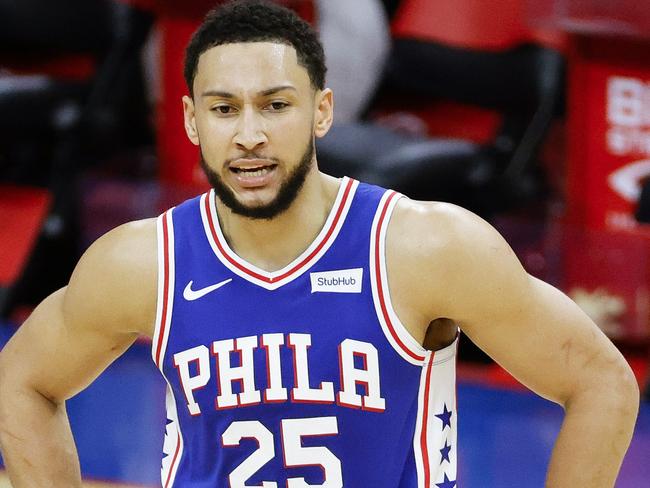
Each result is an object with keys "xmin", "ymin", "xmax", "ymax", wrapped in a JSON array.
[
  {"xmin": 197, "ymin": 118, "xmax": 231, "ymax": 150},
  {"xmin": 273, "ymin": 128, "xmax": 310, "ymax": 160},
  {"xmin": 274, "ymin": 112, "xmax": 313, "ymax": 143}
]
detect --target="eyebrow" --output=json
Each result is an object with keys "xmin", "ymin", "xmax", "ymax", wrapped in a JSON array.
[
  {"xmin": 261, "ymin": 85, "xmax": 297, "ymax": 96},
  {"xmin": 201, "ymin": 85, "xmax": 297, "ymax": 98}
]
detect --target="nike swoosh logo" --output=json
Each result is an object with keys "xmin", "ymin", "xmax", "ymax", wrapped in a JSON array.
[{"xmin": 183, "ymin": 278, "xmax": 233, "ymax": 301}]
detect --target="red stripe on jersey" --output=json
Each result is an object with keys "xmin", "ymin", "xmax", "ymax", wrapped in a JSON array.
[
  {"xmin": 155, "ymin": 212, "xmax": 171, "ymax": 368},
  {"xmin": 205, "ymin": 178, "xmax": 355, "ymax": 283},
  {"xmin": 374, "ymin": 192, "xmax": 425, "ymax": 362},
  {"xmin": 164, "ymin": 430, "xmax": 182, "ymax": 488}
]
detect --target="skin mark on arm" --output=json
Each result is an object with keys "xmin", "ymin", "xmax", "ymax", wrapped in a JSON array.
[
  {"xmin": 561, "ymin": 336, "xmax": 607, "ymax": 370},
  {"xmin": 581, "ymin": 349, "xmax": 604, "ymax": 370},
  {"xmin": 561, "ymin": 338, "xmax": 573, "ymax": 367}
]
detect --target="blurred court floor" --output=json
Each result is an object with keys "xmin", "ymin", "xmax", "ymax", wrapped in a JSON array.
[{"xmin": 0, "ymin": 323, "xmax": 648, "ymax": 487}]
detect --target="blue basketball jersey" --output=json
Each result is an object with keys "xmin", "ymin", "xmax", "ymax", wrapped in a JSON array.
[{"xmin": 152, "ymin": 177, "xmax": 458, "ymax": 488}]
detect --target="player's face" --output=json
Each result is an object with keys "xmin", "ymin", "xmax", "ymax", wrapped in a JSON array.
[{"xmin": 183, "ymin": 42, "xmax": 333, "ymax": 219}]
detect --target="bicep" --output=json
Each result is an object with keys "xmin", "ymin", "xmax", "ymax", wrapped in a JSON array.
[
  {"xmin": 458, "ymin": 273, "xmax": 620, "ymax": 405},
  {"xmin": 0, "ymin": 287, "xmax": 138, "ymax": 403}
]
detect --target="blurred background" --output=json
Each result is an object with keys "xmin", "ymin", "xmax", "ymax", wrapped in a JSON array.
[{"xmin": 0, "ymin": 0, "xmax": 649, "ymax": 486}]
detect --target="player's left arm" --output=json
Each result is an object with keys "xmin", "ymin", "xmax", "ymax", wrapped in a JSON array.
[{"xmin": 401, "ymin": 201, "xmax": 639, "ymax": 488}]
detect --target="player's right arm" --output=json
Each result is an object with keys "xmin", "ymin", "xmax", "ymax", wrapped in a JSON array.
[{"xmin": 0, "ymin": 218, "xmax": 158, "ymax": 487}]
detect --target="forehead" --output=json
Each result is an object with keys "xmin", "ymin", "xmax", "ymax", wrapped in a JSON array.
[{"xmin": 194, "ymin": 42, "xmax": 311, "ymax": 95}]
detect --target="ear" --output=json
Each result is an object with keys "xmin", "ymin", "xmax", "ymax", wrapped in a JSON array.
[
  {"xmin": 314, "ymin": 88, "xmax": 334, "ymax": 139},
  {"xmin": 182, "ymin": 95, "xmax": 200, "ymax": 146}
]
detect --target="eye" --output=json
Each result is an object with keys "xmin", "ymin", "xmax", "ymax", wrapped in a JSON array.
[
  {"xmin": 267, "ymin": 101, "xmax": 289, "ymax": 111},
  {"xmin": 211, "ymin": 105, "xmax": 236, "ymax": 115}
]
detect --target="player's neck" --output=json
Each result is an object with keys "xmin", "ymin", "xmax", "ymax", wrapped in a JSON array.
[{"xmin": 215, "ymin": 170, "xmax": 340, "ymax": 272}]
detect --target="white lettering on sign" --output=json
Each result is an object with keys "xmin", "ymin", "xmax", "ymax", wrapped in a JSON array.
[
  {"xmin": 606, "ymin": 76, "xmax": 650, "ymax": 157},
  {"xmin": 607, "ymin": 159, "xmax": 650, "ymax": 202}
]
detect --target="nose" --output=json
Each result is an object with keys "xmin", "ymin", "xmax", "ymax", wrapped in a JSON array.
[{"xmin": 233, "ymin": 106, "xmax": 268, "ymax": 152}]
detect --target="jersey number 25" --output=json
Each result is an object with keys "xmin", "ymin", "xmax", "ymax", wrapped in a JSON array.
[{"xmin": 222, "ymin": 416, "xmax": 343, "ymax": 487}]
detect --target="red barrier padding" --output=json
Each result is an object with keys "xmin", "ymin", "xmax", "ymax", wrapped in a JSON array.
[
  {"xmin": 0, "ymin": 186, "xmax": 51, "ymax": 286},
  {"xmin": 562, "ymin": 36, "xmax": 650, "ymax": 341}
]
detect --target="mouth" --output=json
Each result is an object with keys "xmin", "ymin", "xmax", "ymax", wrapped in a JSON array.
[
  {"xmin": 230, "ymin": 164, "xmax": 278, "ymax": 177},
  {"xmin": 228, "ymin": 159, "xmax": 279, "ymax": 188}
]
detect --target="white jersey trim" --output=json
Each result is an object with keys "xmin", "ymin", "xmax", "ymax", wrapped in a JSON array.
[
  {"xmin": 161, "ymin": 386, "xmax": 184, "ymax": 488},
  {"xmin": 152, "ymin": 210, "xmax": 175, "ymax": 370},
  {"xmin": 200, "ymin": 177, "xmax": 358, "ymax": 290},
  {"xmin": 413, "ymin": 344, "xmax": 458, "ymax": 488},
  {"xmin": 152, "ymin": 210, "xmax": 184, "ymax": 487},
  {"xmin": 369, "ymin": 190, "xmax": 427, "ymax": 365}
]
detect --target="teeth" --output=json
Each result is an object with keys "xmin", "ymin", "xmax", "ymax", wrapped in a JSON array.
[{"xmin": 237, "ymin": 167, "xmax": 271, "ymax": 178}]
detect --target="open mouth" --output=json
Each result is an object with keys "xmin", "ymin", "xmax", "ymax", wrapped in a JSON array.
[{"xmin": 230, "ymin": 164, "xmax": 277, "ymax": 177}]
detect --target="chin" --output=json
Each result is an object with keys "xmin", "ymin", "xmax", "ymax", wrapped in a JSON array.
[{"xmin": 236, "ymin": 188, "xmax": 280, "ymax": 207}]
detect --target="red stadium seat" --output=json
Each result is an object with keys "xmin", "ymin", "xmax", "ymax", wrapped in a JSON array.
[{"xmin": 391, "ymin": 0, "xmax": 565, "ymax": 51}]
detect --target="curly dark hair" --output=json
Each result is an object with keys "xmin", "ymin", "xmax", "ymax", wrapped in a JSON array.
[{"xmin": 184, "ymin": 0, "xmax": 326, "ymax": 96}]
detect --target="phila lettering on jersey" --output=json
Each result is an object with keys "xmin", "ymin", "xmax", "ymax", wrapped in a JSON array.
[{"xmin": 152, "ymin": 177, "xmax": 458, "ymax": 488}]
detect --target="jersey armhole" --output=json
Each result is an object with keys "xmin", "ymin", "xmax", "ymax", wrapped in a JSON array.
[
  {"xmin": 151, "ymin": 209, "xmax": 176, "ymax": 371},
  {"xmin": 369, "ymin": 191, "xmax": 428, "ymax": 366}
]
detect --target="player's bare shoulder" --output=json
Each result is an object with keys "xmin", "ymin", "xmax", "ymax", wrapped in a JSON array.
[
  {"xmin": 385, "ymin": 198, "xmax": 526, "ymax": 318},
  {"xmin": 63, "ymin": 218, "xmax": 158, "ymax": 339},
  {"xmin": 385, "ymin": 199, "xmax": 466, "ymax": 315},
  {"xmin": 386, "ymin": 198, "xmax": 478, "ymax": 274}
]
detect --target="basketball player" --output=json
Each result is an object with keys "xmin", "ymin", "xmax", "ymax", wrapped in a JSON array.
[{"xmin": 0, "ymin": 1, "xmax": 639, "ymax": 487}]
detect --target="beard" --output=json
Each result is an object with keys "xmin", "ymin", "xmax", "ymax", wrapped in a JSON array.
[{"xmin": 200, "ymin": 138, "xmax": 315, "ymax": 220}]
